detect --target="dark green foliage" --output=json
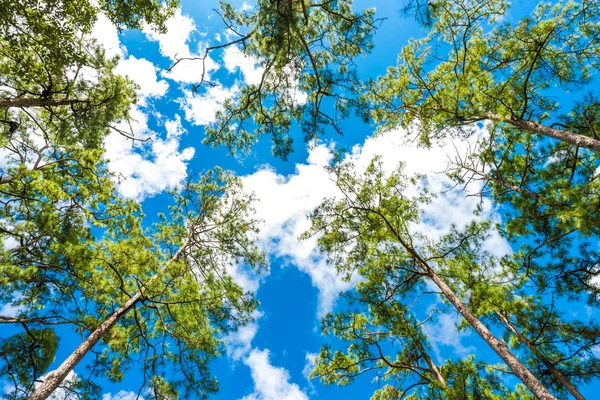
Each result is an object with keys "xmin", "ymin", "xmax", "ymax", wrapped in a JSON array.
[{"xmin": 0, "ymin": 328, "xmax": 58, "ymax": 398}]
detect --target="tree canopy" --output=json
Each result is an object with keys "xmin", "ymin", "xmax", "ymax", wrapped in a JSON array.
[{"xmin": 2, "ymin": 0, "xmax": 600, "ymax": 398}]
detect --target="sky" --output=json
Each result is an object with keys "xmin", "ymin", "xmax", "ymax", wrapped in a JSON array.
[{"xmin": 1, "ymin": 0, "xmax": 599, "ymax": 399}]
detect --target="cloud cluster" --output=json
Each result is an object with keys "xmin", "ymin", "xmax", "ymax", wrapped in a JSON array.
[
  {"xmin": 241, "ymin": 128, "xmax": 509, "ymax": 318},
  {"xmin": 181, "ymin": 84, "xmax": 239, "ymax": 126},
  {"xmin": 90, "ymin": 13, "xmax": 195, "ymax": 200},
  {"xmin": 225, "ymin": 314, "xmax": 309, "ymax": 400},
  {"xmin": 104, "ymin": 112, "xmax": 194, "ymax": 200},
  {"xmin": 114, "ymin": 56, "xmax": 168, "ymax": 104},
  {"xmin": 241, "ymin": 349, "xmax": 309, "ymax": 400},
  {"xmin": 145, "ymin": 9, "xmax": 219, "ymax": 83}
]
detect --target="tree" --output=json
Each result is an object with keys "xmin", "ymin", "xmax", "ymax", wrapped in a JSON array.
[
  {"xmin": 0, "ymin": 1, "xmax": 269, "ymax": 398},
  {"xmin": 309, "ymin": 282, "xmax": 534, "ymax": 399},
  {"xmin": 304, "ymin": 158, "xmax": 563, "ymax": 399},
  {"xmin": 0, "ymin": 0, "xmax": 138, "ymax": 150},
  {"xmin": 0, "ymin": 0, "xmax": 183, "ymax": 331},
  {"xmin": 175, "ymin": 0, "xmax": 379, "ymax": 159},
  {"xmin": 196, "ymin": 0, "xmax": 596, "ymax": 158},
  {"xmin": 368, "ymin": 1, "xmax": 600, "ymax": 300},
  {"xmin": 437, "ymin": 232, "xmax": 598, "ymax": 399},
  {"xmin": 370, "ymin": 0, "xmax": 600, "ymax": 150},
  {"xmin": 0, "ymin": 328, "xmax": 59, "ymax": 399},
  {"xmin": 0, "ymin": 0, "xmax": 182, "ymax": 150},
  {"xmin": 1, "ymin": 168, "xmax": 266, "ymax": 400}
]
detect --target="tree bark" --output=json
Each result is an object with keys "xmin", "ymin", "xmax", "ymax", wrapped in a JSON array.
[
  {"xmin": 421, "ymin": 263, "xmax": 556, "ymax": 399},
  {"xmin": 495, "ymin": 311, "xmax": 585, "ymax": 400},
  {"xmin": 0, "ymin": 98, "xmax": 87, "ymax": 108},
  {"xmin": 28, "ymin": 239, "xmax": 190, "ymax": 400},
  {"xmin": 28, "ymin": 294, "xmax": 142, "ymax": 400},
  {"xmin": 367, "ymin": 205, "xmax": 557, "ymax": 399},
  {"xmin": 414, "ymin": 338, "xmax": 447, "ymax": 388},
  {"xmin": 487, "ymin": 113, "xmax": 600, "ymax": 152}
]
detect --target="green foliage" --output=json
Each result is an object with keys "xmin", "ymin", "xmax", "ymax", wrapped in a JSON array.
[
  {"xmin": 370, "ymin": 0, "xmax": 599, "ymax": 146},
  {"xmin": 0, "ymin": 0, "xmax": 137, "ymax": 149},
  {"xmin": 304, "ymin": 158, "xmax": 539, "ymax": 397},
  {"xmin": 0, "ymin": 328, "xmax": 58, "ymax": 398},
  {"xmin": 0, "ymin": 1, "xmax": 270, "ymax": 397},
  {"xmin": 433, "ymin": 357, "xmax": 534, "ymax": 400},
  {"xmin": 99, "ymin": 0, "xmax": 179, "ymax": 32},
  {"xmin": 202, "ymin": 0, "xmax": 378, "ymax": 159},
  {"xmin": 0, "ymin": 165, "xmax": 267, "ymax": 398},
  {"xmin": 0, "ymin": 0, "xmax": 178, "ymax": 153}
]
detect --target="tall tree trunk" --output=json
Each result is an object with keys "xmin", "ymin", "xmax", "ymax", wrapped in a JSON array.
[
  {"xmin": 0, "ymin": 98, "xmax": 87, "ymax": 108},
  {"xmin": 370, "ymin": 206, "xmax": 557, "ymax": 399},
  {"xmin": 28, "ymin": 239, "xmax": 190, "ymax": 400},
  {"xmin": 414, "ymin": 337, "xmax": 447, "ymax": 388},
  {"xmin": 28, "ymin": 294, "xmax": 142, "ymax": 400},
  {"xmin": 422, "ymin": 263, "xmax": 556, "ymax": 399},
  {"xmin": 486, "ymin": 113, "xmax": 600, "ymax": 152},
  {"xmin": 495, "ymin": 311, "xmax": 585, "ymax": 400}
]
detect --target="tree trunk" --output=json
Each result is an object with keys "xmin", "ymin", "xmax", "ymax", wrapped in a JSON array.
[
  {"xmin": 28, "ymin": 239, "xmax": 190, "ymax": 400},
  {"xmin": 415, "ymin": 337, "xmax": 447, "ymax": 388},
  {"xmin": 365, "ymin": 205, "xmax": 557, "ymax": 399},
  {"xmin": 495, "ymin": 311, "xmax": 585, "ymax": 400},
  {"xmin": 421, "ymin": 262, "xmax": 557, "ymax": 399},
  {"xmin": 0, "ymin": 98, "xmax": 87, "ymax": 108},
  {"xmin": 487, "ymin": 113, "xmax": 600, "ymax": 152},
  {"xmin": 28, "ymin": 294, "xmax": 141, "ymax": 400}
]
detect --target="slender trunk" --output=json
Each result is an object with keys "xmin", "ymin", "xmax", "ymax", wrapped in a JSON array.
[
  {"xmin": 0, "ymin": 98, "xmax": 87, "ymax": 108},
  {"xmin": 486, "ymin": 113, "xmax": 600, "ymax": 152},
  {"xmin": 366, "ymin": 205, "xmax": 557, "ymax": 399},
  {"xmin": 28, "ymin": 294, "xmax": 141, "ymax": 400},
  {"xmin": 414, "ymin": 338, "xmax": 447, "ymax": 388},
  {"xmin": 495, "ymin": 311, "xmax": 585, "ymax": 400},
  {"xmin": 28, "ymin": 239, "xmax": 190, "ymax": 400},
  {"xmin": 421, "ymin": 263, "xmax": 556, "ymax": 399}
]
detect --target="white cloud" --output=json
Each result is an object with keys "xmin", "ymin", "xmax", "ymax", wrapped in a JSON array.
[
  {"xmin": 222, "ymin": 46, "xmax": 264, "ymax": 85},
  {"xmin": 162, "ymin": 56, "xmax": 219, "ymax": 84},
  {"xmin": 144, "ymin": 9, "xmax": 196, "ymax": 60},
  {"xmin": 91, "ymin": 14, "xmax": 123, "ymax": 58},
  {"xmin": 102, "ymin": 390, "xmax": 143, "ymax": 400},
  {"xmin": 241, "ymin": 145, "xmax": 348, "ymax": 316},
  {"xmin": 115, "ymin": 56, "xmax": 169, "ymax": 102},
  {"xmin": 241, "ymin": 127, "xmax": 510, "ymax": 316},
  {"xmin": 181, "ymin": 84, "xmax": 238, "ymax": 126},
  {"xmin": 241, "ymin": 349, "xmax": 309, "ymax": 400},
  {"xmin": 225, "ymin": 312, "xmax": 262, "ymax": 361},
  {"xmin": 144, "ymin": 9, "xmax": 219, "ymax": 83},
  {"xmin": 105, "ymin": 110, "xmax": 194, "ymax": 200},
  {"xmin": 224, "ymin": 316, "xmax": 308, "ymax": 400},
  {"xmin": 0, "ymin": 293, "xmax": 24, "ymax": 317},
  {"xmin": 423, "ymin": 311, "xmax": 476, "ymax": 362},
  {"xmin": 302, "ymin": 353, "xmax": 317, "ymax": 380},
  {"xmin": 0, "ymin": 302, "xmax": 23, "ymax": 318}
]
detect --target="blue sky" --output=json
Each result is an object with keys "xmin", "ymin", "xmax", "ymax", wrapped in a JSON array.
[{"xmin": 1, "ymin": 1, "xmax": 599, "ymax": 399}]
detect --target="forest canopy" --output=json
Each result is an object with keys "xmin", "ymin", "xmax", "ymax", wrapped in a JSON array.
[{"xmin": 1, "ymin": 0, "xmax": 599, "ymax": 399}]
